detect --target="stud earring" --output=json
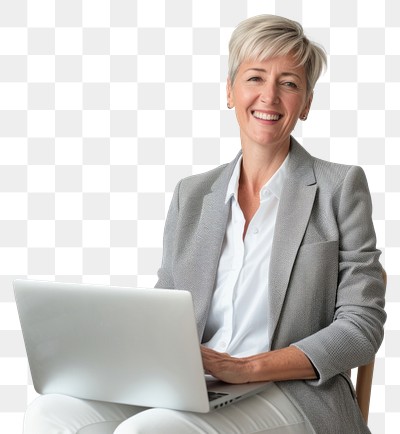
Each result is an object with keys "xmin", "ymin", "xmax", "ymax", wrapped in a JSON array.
[
  {"xmin": 301, "ymin": 114, "xmax": 308, "ymax": 121},
  {"xmin": 227, "ymin": 103, "xmax": 232, "ymax": 109}
]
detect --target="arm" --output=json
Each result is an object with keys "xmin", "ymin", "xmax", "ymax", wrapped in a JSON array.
[
  {"xmin": 155, "ymin": 181, "xmax": 181, "ymax": 289},
  {"xmin": 201, "ymin": 345, "xmax": 316, "ymax": 384},
  {"xmin": 293, "ymin": 166, "xmax": 386, "ymax": 384}
]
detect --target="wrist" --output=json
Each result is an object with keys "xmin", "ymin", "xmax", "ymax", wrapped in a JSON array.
[{"xmin": 244, "ymin": 353, "xmax": 269, "ymax": 382}]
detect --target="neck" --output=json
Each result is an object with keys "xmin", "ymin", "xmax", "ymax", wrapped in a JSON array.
[{"xmin": 239, "ymin": 138, "xmax": 290, "ymax": 194}]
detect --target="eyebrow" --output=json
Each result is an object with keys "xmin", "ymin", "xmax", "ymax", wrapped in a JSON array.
[{"xmin": 244, "ymin": 68, "xmax": 302, "ymax": 80}]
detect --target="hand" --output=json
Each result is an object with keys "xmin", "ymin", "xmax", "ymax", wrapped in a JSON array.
[
  {"xmin": 201, "ymin": 345, "xmax": 317, "ymax": 384},
  {"xmin": 200, "ymin": 346, "xmax": 252, "ymax": 384}
]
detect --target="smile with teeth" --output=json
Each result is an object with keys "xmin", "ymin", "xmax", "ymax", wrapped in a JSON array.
[{"xmin": 252, "ymin": 111, "xmax": 281, "ymax": 121}]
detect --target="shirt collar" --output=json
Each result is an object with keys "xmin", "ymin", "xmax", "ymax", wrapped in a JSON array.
[{"xmin": 225, "ymin": 152, "xmax": 289, "ymax": 204}]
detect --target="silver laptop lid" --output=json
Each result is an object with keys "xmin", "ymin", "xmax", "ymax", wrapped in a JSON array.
[{"xmin": 14, "ymin": 279, "xmax": 210, "ymax": 412}]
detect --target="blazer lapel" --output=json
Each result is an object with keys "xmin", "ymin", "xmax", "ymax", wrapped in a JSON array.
[
  {"xmin": 267, "ymin": 139, "xmax": 317, "ymax": 348},
  {"xmin": 189, "ymin": 153, "xmax": 241, "ymax": 337}
]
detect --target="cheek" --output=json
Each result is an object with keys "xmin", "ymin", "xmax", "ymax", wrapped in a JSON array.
[
  {"xmin": 292, "ymin": 95, "xmax": 308, "ymax": 112},
  {"xmin": 285, "ymin": 101, "xmax": 305, "ymax": 119},
  {"xmin": 232, "ymin": 86, "xmax": 256, "ymax": 106}
]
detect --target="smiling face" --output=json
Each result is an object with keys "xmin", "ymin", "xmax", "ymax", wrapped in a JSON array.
[{"xmin": 227, "ymin": 55, "xmax": 312, "ymax": 153}]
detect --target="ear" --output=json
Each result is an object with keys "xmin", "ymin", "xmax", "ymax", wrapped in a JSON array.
[
  {"xmin": 226, "ymin": 78, "xmax": 234, "ymax": 109},
  {"xmin": 301, "ymin": 91, "xmax": 313, "ymax": 119}
]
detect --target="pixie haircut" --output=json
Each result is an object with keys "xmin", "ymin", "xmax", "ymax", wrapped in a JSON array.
[{"xmin": 228, "ymin": 15, "xmax": 327, "ymax": 93}]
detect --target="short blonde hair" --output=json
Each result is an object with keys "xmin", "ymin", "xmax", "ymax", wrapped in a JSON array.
[{"xmin": 228, "ymin": 14, "xmax": 327, "ymax": 92}]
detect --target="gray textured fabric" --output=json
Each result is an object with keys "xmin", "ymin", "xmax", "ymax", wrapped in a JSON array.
[{"xmin": 155, "ymin": 137, "xmax": 386, "ymax": 434}]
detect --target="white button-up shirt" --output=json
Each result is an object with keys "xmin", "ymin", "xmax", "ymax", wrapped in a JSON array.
[{"xmin": 203, "ymin": 155, "xmax": 289, "ymax": 357}]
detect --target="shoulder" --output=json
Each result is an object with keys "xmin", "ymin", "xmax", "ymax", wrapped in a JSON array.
[
  {"xmin": 313, "ymin": 157, "xmax": 350, "ymax": 185},
  {"xmin": 308, "ymin": 156, "xmax": 372, "ymax": 219},
  {"xmin": 175, "ymin": 155, "xmax": 238, "ymax": 203},
  {"xmin": 179, "ymin": 164, "xmax": 229, "ymax": 193},
  {"xmin": 290, "ymin": 139, "xmax": 367, "ymax": 194},
  {"xmin": 312, "ymin": 156, "xmax": 368, "ymax": 194}
]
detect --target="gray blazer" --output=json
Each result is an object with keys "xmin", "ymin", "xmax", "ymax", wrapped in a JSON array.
[{"xmin": 156, "ymin": 137, "xmax": 386, "ymax": 434}]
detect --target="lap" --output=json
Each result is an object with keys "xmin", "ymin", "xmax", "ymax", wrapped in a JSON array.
[
  {"xmin": 23, "ymin": 394, "xmax": 144, "ymax": 434},
  {"xmin": 115, "ymin": 383, "xmax": 314, "ymax": 434},
  {"xmin": 24, "ymin": 384, "xmax": 314, "ymax": 434}
]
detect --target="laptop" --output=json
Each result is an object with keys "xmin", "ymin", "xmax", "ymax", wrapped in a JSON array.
[{"xmin": 13, "ymin": 279, "xmax": 271, "ymax": 413}]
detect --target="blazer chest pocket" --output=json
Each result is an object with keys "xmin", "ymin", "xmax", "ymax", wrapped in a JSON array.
[
  {"xmin": 294, "ymin": 239, "xmax": 339, "ymax": 290},
  {"xmin": 286, "ymin": 240, "xmax": 339, "ymax": 331},
  {"xmin": 296, "ymin": 239, "xmax": 339, "ymax": 265}
]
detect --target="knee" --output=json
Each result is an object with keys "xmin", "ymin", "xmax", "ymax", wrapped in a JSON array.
[
  {"xmin": 24, "ymin": 394, "xmax": 68, "ymax": 433},
  {"xmin": 113, "ymin": 408, "xmax": 186, "ymax": 434}
]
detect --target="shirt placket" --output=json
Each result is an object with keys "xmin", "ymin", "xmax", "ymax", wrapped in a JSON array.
[{"xmin": 217, "ymin": 199, "xmax": 242, "ymax": 352}]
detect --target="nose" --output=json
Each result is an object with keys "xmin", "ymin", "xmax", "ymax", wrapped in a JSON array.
[{"xmin": 260, "ymin": 83, "xmax": 279, "ymax": 105}]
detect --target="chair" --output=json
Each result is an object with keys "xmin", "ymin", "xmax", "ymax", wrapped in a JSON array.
[
  {"xmin": 355, "ymin": 359, "xmax": 375, "ymax": 423},
  {"xmin": 354, "ymin": 268, "xmax": 387, "ymax": 423}
]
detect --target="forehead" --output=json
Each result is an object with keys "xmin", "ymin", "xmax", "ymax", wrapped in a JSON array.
[{"xmin": 238, "ymin": 55, "xmax": 305, "ymax": 77}]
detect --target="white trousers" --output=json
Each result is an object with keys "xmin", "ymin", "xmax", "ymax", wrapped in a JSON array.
[{"xmin": 23, "ymin": 383, "xmax": 315, "ymax": 434}]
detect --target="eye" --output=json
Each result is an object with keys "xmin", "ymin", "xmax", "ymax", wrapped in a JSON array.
[
  {"xmin": 247, "ymin": 76, "xmax": 262, "ymax": 82},
  {"xmin": 282, "ymin": 81, "xmax": 298, "ymax": 89}
]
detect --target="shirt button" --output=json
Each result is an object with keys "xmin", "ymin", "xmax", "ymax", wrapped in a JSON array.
[{"xmin": 253, "ymin": 228, "xmax": 259, "ymax": 234}]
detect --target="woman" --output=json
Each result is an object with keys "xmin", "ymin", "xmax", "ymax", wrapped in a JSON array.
[{"xmin": 24, "ymin": 15, "xmax": 385, "ymax": 434}]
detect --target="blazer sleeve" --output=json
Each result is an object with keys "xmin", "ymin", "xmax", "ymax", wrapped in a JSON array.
[
  {"xmin": 154, "ymin": 180, "xmax": 181, "ymax": 289},
  {"xmin": 293, "ymin": 165, "xmax": 386, "ymax": 385}
]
